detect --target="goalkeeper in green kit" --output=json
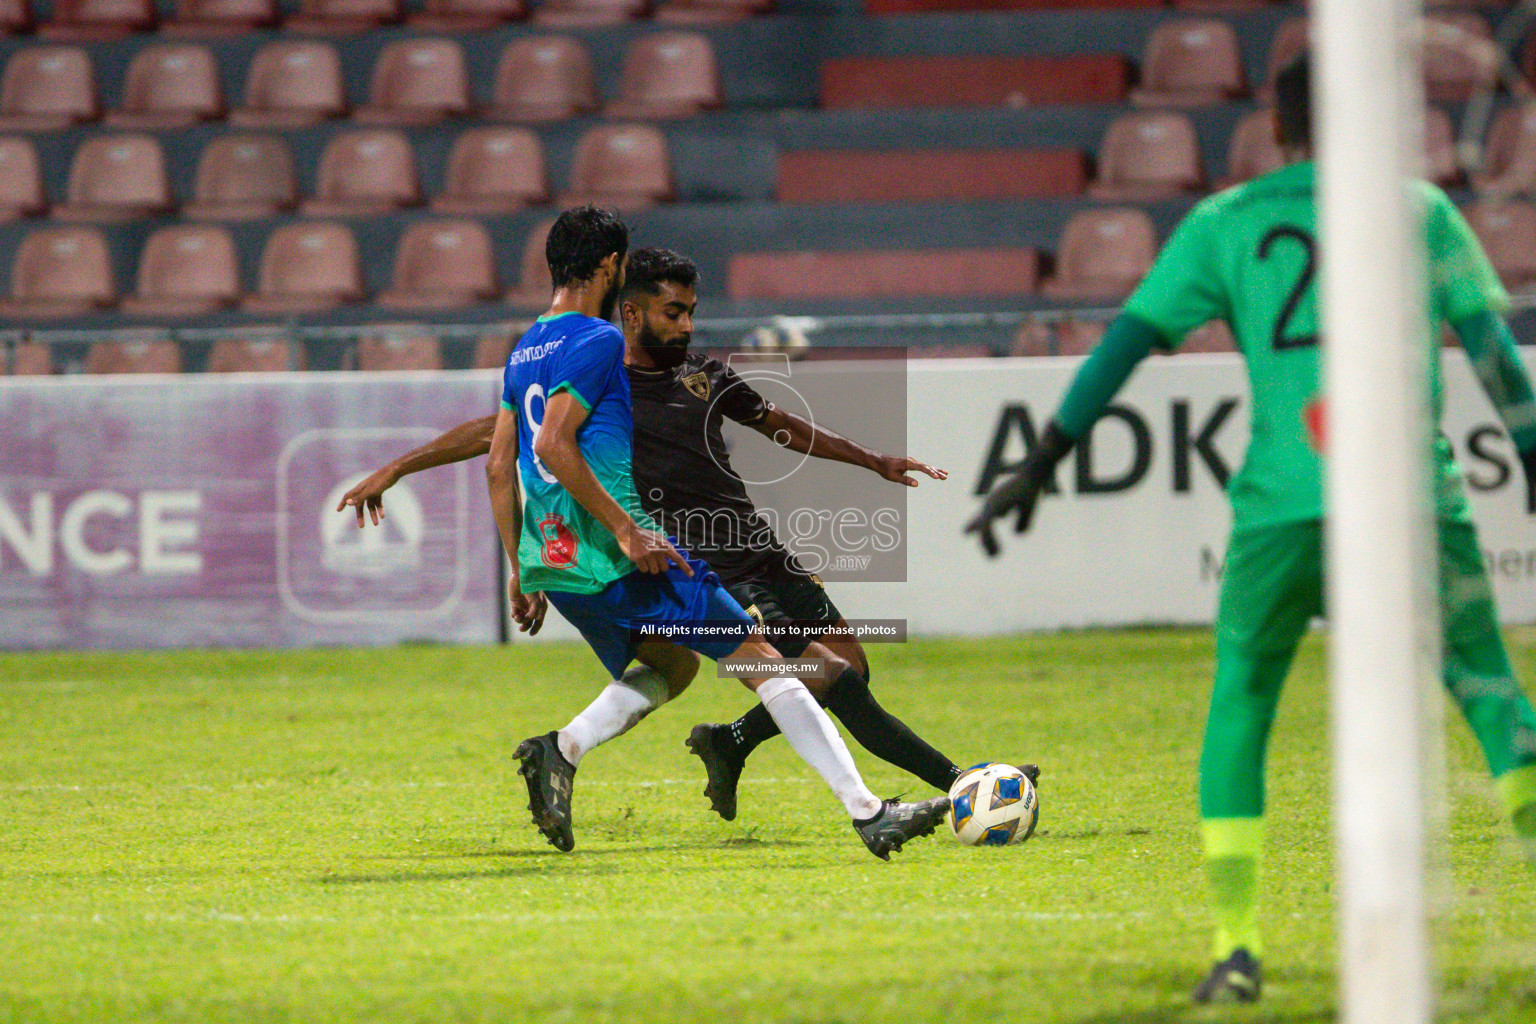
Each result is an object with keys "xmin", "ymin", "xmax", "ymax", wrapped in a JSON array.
[{"xmin": 967, "ymin": 55, "xmax": 1536, "ymax": 1005}]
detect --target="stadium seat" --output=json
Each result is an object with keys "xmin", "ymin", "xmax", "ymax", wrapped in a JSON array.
[
  {"xmin": 284, "ymin": 0, "xmax": 401, "ymax": 32},
  {"xmin": 726, "ymin": 248, "xmax": 1039, "ymax": 300},
  {"xmin": 1053, "ymin": 316, "xmax": 1108, "ymax": 357},
  {"xmin": 1088, "ymin": 111, "xmax": 1205, "ymax": 200},
  {"xmin": 355, "ymin": 333, "xmax": 444, "ymax": 370},
  {"xmin": 605, "ymin": 32, "xmax": 722, "ymax": 119},
  {"xmin": 1008, "ymin": 315, "xmax": 1054, "ymax": 357},
  {"xmin": 487, "ymin": 36, "xmax": 597, "ymax": 123},
  {"xmin": 1222, "ymin": 107, "xmax": 1283, "ymax": 186},
  {"xmin": 1424, "ymin": 13, "xmax": 1495, "ymax": 104},
  {"xmin": 1259, "ymin": 16, "xmax": 1307, "ymax": 100},
  {"xmin": 85, "ymin": 338, "xmax": 182, "ymax": 373},
  {"xmin": 9, "ymin": 341, "xmax": 53, "ymax": 375},
  {"xmin": 532, "ymin": 0, "xmax": 646, "ymax": 28},
  {"xmin": 560, "ymin": 124, "xmax": 675, "ymax": 210},
  {"xmin": 301, "ymin": 129, "xmax": 420, "ymax": 216},
  {"xmin": 244, "ymin": 221, "xmax": 364, "ymax": 313},
  {"xmin": 1424, "ymin": 106, "xmax": 1461, "ymax": 186},
  {"xmin": 1474, "ymin": 102, "xmax": 1536, "ymax": 199},
  {"xmin": 1040, "ymin": 207, "xmax": 1157, "ymax": 301},
  {"xmin": 376, "ymin": 219, "xmax": 498, "ymax": 310},
  {"xmin": 1130, "ymin": 17, "xmax": 1246, "ymax": 108},
  {"xmin": 1181, "ymin": 319, "xmax": 1237, "ymax": 353},
  {"xmin": 52, "ymin": 133, "xmax": 172, "ymax": 222},
  {"xmin": 408, "ymin": 0, "xmax": 524, "ymax": 30},
  {"xmin": 354, "ymin": 37, "xmax": 470, "ymax": 126},
  {"xmin": 230, "ymin": 41, "xmax": 347, "ymax": 128},
  {"xmin": 0, "ymin": 47, "xmax": 98, "ymax": 131},
  {"xmin": 0, "ymin": 0, "xmax": 33, "ymax": 32},
  {"xmin": 654, "ymin": 0, "xmax": 767, "ymax": 25},
  {"xmin": 779, "ymin": 148, "xmax": 1088, "ymax": 203},
  {"xmin": 120, "ymin": 224, "xmax": 240, "ymax": 318},
  {"xmin": 473, "ymin": 329, "xmax": 519, "ymax": 368},
  {"xmin": 206, "ymin": 337, "xmax": 301, "ymax": 372},
  {"xmin": 506, "ymin": 216, "xmax": 554, "ymax": 310},
  {"xmin": 1463, "ymin": 200, "xmax": 1536, "ymax": 290},
  {"xmin": 820, "ymin": 54, "xmax": 1132, "ymax": 109},
  {"xmin": 38, "ymin": 0, "xmax": 153, "ymax": 40},
  {"xmin": 160, "ymin": 0, "xmax": 277, "ymax": 35},
  {"xmin": 184, "ymin": 134, "xmax": 298, "ymax": 220},
  {"xmin": 106, "ymin": 44, "xmax": 223, "ymax": 129},
  {"xmin": 0, "ymin": 226, "xmax": 115, "ymax": 317},
  {"xmin": 431, "ymin": 127, "xmax": 548, "ymax": 215},
  {"xmin": 0, "ymin": 136, "xmax": 45, "ymax": 219}
]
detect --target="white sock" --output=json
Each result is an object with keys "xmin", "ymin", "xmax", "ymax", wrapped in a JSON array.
[
  {"xmin": 756, "ymin": 676, "xmax": 882, "ymax": 820},
  {"xmin": 557, "ymin": 666, "xmax": 671, "ymax": 767}
]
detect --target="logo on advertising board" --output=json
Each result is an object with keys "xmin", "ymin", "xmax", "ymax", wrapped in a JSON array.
[{"xmin": 320, "ymin": 474, "xmax": 425, "ymax": 577}]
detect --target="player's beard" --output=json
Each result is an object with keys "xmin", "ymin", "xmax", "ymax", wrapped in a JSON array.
[
  {"xmin": 638, "ymin": 323, "xmax": 690, "ymax": 371},
  {"xmin": 599, "ymin": 276, "xmax": 622, "ymax": 322}
]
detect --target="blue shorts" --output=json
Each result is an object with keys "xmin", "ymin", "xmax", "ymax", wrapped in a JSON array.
[{"xmin": 546, "ymin": 553, "xmax": 757, "ymax": 679}]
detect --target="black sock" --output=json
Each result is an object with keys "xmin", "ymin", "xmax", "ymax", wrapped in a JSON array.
[
  {"xmin": 723, "ymin": 702, "xmax": 781, "ymax": 761},
  {"xmin": 823, "ymin": 667, "xmax": 959, "ymax": 793}
]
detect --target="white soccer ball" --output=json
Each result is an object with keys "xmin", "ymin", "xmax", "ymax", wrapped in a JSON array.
[{"xmin": 948, "ymin": 762, "xmax": 1038, "ymax": 846}]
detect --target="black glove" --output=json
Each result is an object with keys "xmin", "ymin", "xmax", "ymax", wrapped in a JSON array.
[
  {"xmin": 1519, "ymin": 445, "xmax": 1536, "ymax": 514},
  {"xmin": 963, "ymin": 421, "xmax": 1073, "ymax": 558}
]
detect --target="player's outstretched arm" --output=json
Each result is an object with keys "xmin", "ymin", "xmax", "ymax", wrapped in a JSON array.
[
  {"xmin": 536, "ymin": 391, "xmax": 692, "ymax": 576},
  {"xmin": 1455, "ymin": 309, "xmax": 1536, "ymax": 512},
  {"xmin": 485, "ymin": 407, "xmax": 546, "ymax": 634},
  {"xmin": 337, "ymin": 415, "xmax": 497, "ymax": 528},
  {"xmin": 750, "ymin": 408, "xmax": 948, "ymax": 487},
  {"xmin": 964, "ymin": 312, "xmax": 1163, "ymax": 557}
]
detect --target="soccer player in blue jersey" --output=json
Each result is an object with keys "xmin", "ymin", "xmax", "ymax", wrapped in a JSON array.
[{"xmin": 485, "ymin": 206, "xmax": 949, "ymax": 858}]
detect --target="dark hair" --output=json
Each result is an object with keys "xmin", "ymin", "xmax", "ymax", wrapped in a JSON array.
[
  {"xmin": 545, "ymin": 205, "xmax": 629, "ymax": 288},
  {"xmin": 1275, "ymin": 54, "xmax": 1311, "ymax": 150},
  {"xmin": 622, "ymin": 247, "xmax": 699, "ymax": 300}
]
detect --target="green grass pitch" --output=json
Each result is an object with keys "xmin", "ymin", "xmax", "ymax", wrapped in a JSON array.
[{"xmin": 2, "ymin": 632, "xmax": 1534, "ymax": 1024}]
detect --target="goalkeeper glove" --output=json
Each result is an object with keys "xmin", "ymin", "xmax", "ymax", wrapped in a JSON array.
[{"xmin": 963, "ymin": 421, "xmax": 1073, "ymax": 558}]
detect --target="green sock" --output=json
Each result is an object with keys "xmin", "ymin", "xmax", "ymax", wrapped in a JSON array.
[
  {"xmin": 1203, "ymin": 818, "xmax": 1263, "ymax": 959},
  {"xmin": 1497, "ymin": 764, "xmax": 1536, "ymax": 866}
]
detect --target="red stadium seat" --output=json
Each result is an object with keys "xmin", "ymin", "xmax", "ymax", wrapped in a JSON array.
[
  {"xmin": 1180, "ymin": 320, "xmax": 1237, "ymax": 353},
  {"xmin": 0, "ymin": 226, "xmax": 115, "ymax": 318},
  {"xmin": 120, "ymin": 225, "xmax": 241, "ymax": 318},
  {"xmin": 0, "ymin": 0, "xmax": 33, "ymax": 32},
  {"xmin": 654, "ymin": 0, "xmax": 766, "ymax": 24},
  {"xmin": 207, "ymin": 338, "xmax": 302, "ymax": 372},
  {"xmin": 779, "ymin": 148, "xmax": 1088, "ymax": 203},
  {"xmin": 1463, "ymin": 200, "xmax": 1536, "ymax": 290},
  {"xmin": 431, "ymin": 127, "xmax": 548, "ymax": 215},
  {"xmin": 184, "ymin": 134, "xmax": 298, "ymax": 220},
  {"xmin": 1053, "ymin": 316, "xmax": 1108, "ymax": 357},
  {"xmin": 302, "ymin": 129, "xmax": 420, "ymax": 216},
  {"xmin": 726, "ymin": 248, "xmax": 1039, "ymax": 300},
  {"xmin": 354, "ymin": 37, "xmax": 470, "ymax": 126},
  {"xmin": 85, "ymin": 338, "xmax": 182, "ymax": 373},
  {"xmin": 560, "ymin": 124, "xmax": 675, "ymax": 210},
  {"xmin": 107, "ymin": 44, "xmax": 223, "ymax": 129},
  {"xmin": 1222, "ymin": 108, "xmax": 1283, "ymax": 186},
  {"xmin": 377, "ymin": 219, "xmax": 499, "ymax": 310},
  {"xmin": 408, "ymin": 0, "xmax": 524, "ymax": 29},
  {"xmin": 1474, "ymin": 102, "xmax": 1536, "ymax": 199},
  {"xmin": 1260, "ymin": 16, "xmax": 1307, "ymax": 100},
  {"xmin": 606, "ymin": 32, "xmax": 722, "ymax": 119},
  {"xmin": 244, "ymin": 221, "xmax": 364, "ymax": 314},
  {"xmin": 532, "ymin": 0, "xmax": 646, "ymax": 27},
  {"xmin": 0, "ymin": 47, "xmax": 98, "ymax": 131},
  {"xmin": 1088, "ymin": 110, "xmax": 1205, "ymax": 200},
  {"xmin": 356, "ymin": 333, "xmax": 444, "ymax": 370},
  {"xmin": 9, "ymin": 341, "xmax": 53, "ymax": 374},
  {"xmin": 0, "ymin": 135, "xmax": 45, "ymax": 219},
  {"xmin": 1424, "ymin": 106, "xmax": 1461, "ymax": 186},
  {"xmin": 1008, "ymin": 316, "xmax": 1054, "ymax": 358},
  {"xmin": 473, "ymin": 329, "xmax": 520, "ymax": 368},
  {"xmin": 285, "ymin": 0, "xmax": 401, "ymax": 32},
  {"xmin": 1424, "ymin": 13, "xmax": 1495, "ymax": 104},
  {"xmin": 160, "ymin": 0, "xmax": 276, "ymax": 34},
  {"xmin": 488, "ymin": 36, "xmax": 597, "ymax": 123},
  {"xmin": 1041, "ymin": 208, "xmax": 1157, "ymax": 301},
  {"xmin": 38, "ymin": 0, "xmax": 153, "ymax": 39},
  {"xmin": 52, "ymin": 133, "xmax": 172, "ymax": 222},
  {"xmin": 820, "ymin": 54, "xmax": 1132, "ymax": 109},
  {"xmin": 507, "ymin": 217, "xmax": 554, "ymax": 310},
  {"xmin": 230, "ymin": 41, "xmax": 347, "ymax": 128},
  {"xmin": 1131, "ymin": 17, "xmax": 1246, "ymax": 108}
]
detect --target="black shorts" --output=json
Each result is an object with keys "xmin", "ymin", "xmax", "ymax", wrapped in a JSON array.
[{"xmin": 723, "ymin": 548, "xmax": 843, "ymax": 659}]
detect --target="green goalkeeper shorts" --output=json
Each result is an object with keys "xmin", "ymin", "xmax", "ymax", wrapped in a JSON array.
[{"xmin": 1216, "ymin": 518, "xmax": 1497, "ymax": 658}]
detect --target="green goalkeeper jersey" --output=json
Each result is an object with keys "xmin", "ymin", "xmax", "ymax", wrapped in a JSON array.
[{"xmin": 1123, "ymin": 160, "xmax": 1509, "ymax": 530}]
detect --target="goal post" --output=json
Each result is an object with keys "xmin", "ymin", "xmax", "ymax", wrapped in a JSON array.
[{"xmin": 1315, "ymin": 0, "xmax": 1438, "ymax": 1021}]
